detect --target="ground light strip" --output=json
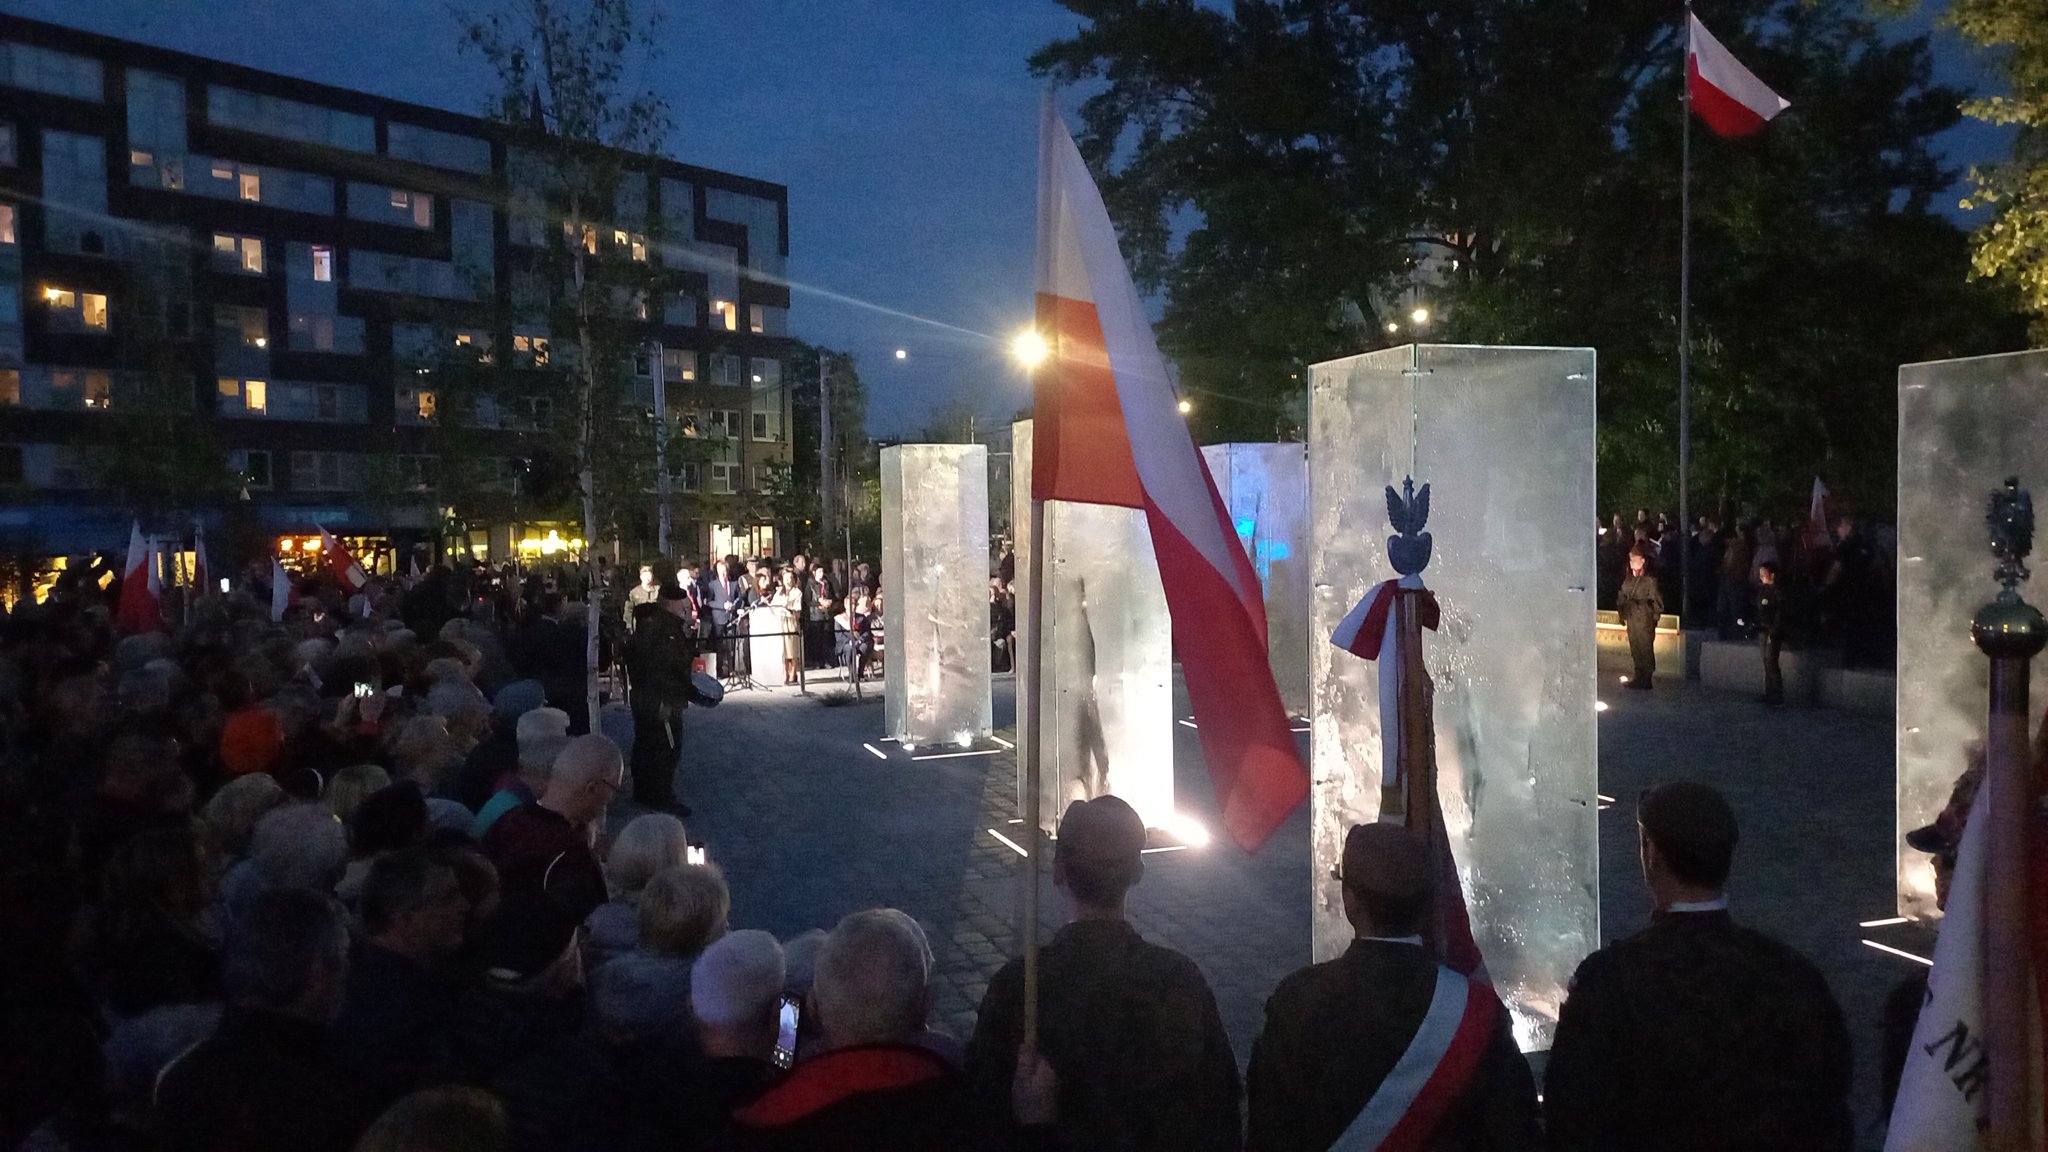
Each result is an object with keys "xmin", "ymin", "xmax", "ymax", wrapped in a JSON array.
[
  {"xmin": 987, "ymin": 828, "xmax": 1028, "ymax": 857},
  {"xmin": 862, "ymin": 743, "xmax": 888, "ymax": 760},
  {"xmin": 991, "ymin": 735, "xmax": 1015, "ymax": 749},
  {"xmin": 910, "ymin": 748, "xmax": 1000, "ymax": 761},
  {"xmin": 1140, "ymin": 844, "xmax": 1189, "ymax": 855},
  {"xmin": 1859, "ymin": 915, "xmax": 1911, "ymax": 928},
  {"xmin": 1861, "ymin": 939, "xmax": 1931, "ymax": 966}
]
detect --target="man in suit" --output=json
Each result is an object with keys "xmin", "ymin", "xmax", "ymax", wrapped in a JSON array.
[
  {"xmin": 1246, "ymin": 824, "xmax": 1539, "ymax": 1151},
  {"xmin": 1545, "ymin": 780, "xmax": 1852, "ymax": 1152},
  {"xmin": 701, "ymin": 558, "xmax": 747, "ymax": 677}
]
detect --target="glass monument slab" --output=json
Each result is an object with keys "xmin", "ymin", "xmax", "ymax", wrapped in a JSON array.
[
  {"xmin": 1202, "ymin": 442, "xmax": 1311, "ymax": 715},
  {"xmin": 1012, "ymin": 420, "xmax": 1175, "ymax": 831},
  {"xmin": 1307, "ymin": 344, "xmax": 1598, "ymax": 1052},
  {"xmin": 1896, "ymin": 350, "xmax": 2048, "ymax": 920},
  {"xmin": 881, "ymin": 444, "xmax": 993, "ymax": 747}
]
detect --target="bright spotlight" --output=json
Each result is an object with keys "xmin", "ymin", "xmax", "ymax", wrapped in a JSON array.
[
  {"xmin": 1410, "ymin": 307, "xmax": 1431, "ymax": 326},
  {"xmin": 1177, "ymin": 398, "xmax": 1193, "ymax": 415},
  {"xmin": 1167, "ymin": 812, "xmax": 1212, "ymax": 848},
  {"xmin": 1011, "ymin": 328, "xmax": 1049, "ymax": 369},
  {"xmin": 894, "ymin": 348, "xmax": 908, "ymax": 360},
  {"xmin": 1385, "ymin": 322, "xmax": 1400, "ymax": 334}
]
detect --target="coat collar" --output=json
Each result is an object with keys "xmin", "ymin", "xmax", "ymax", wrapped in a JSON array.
[{"xmin": 731, "ymin": 1042, "xmax": 951, "ymax": 1128}]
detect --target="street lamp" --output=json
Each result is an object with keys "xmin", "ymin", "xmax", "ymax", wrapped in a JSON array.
[
  {"xmin": 894, "ymin": 348, "xmax": 908, "ymax": 360},
  {"xmin": 1177, "ymin": 398, "xmax": 1193, "ymax": 415},
  {"xmin": 1011, "ymin": 328, "xmax": 1049, "ymax": 369},
  {"xmin": 1410, "ymin": 306, "xmax": 1431, "ymax": 326}
]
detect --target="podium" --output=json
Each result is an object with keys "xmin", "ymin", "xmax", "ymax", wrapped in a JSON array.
[{"xmin": 746, "ymin": 605, "xmax": 795, "ymax": 686}]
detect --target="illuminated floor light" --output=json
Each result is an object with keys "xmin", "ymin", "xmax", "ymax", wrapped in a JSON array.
[
  {"xmin": 987, "ymin": 828, "xmax": 1028, "ymax": 857},
  {"xmin": 1595, "ymin": 700, "xmax": 1609, "ymax": 713},
  {"xmin": 1290, "ymin": 725, "xmax": 1312, "ymax": 734},
  {"xmin": 991, "ymin": 735, "xmax": 1015, "ymax": 749},
  {"xmin": 1141, "ymin": 844, "xmax": 1190, "ymax": 855},
  {"xmin": 1164, "ymin": 812, "xmax": 1212, "ymax": 848},
  {"xmin": 1177, "ymin": 718, "xmax": 1199, "ymax": 729},
  {"xmin": 910, "ymin": 748, "xmax": 1000, "ymax": 761},
  {"xmin": 1618, "ymin": 675, "xmax": 1630, "ymax": 684},
  {"xmin": 1862, "ymin": 939, "xmax": 1931, "ymax": 967},
  {"xmin": 1597, "ymin": 794, "xmax": 1617, "ymax": 804},
  {"xmin": 1007, "ymin": 818, "xmax": 1024, "ymax": 825},
  {"xmin": 862, "ymin": 743, "xmax": 889, "ymax": 760},
  {"xmin": 1859, "ymin": 915, "xmax": 1911, "ymax": 928}
]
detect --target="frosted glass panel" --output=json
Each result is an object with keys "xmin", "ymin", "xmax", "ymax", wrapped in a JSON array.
[
  {"xmin": 1896, "ymin": 350, "xmax": 2048, "ymax": 920},
  {"xmin": 1012, "ymin": 421, "xmax": 1175, "ymax": 830},
  {"xmin": 881, "ymin": 445, "xmax": 993, "ymax": 746},
  {"xmin": 1307, "ymin": 344, "xmax": 1598, "ymax": 1052},
  {"xmin": 1202, "ymin": 443, "xmax": 1311, "ymax": 715}
]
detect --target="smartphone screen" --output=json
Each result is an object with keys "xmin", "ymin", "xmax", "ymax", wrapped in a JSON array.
[
  {"xmin": 773, "ymin": 994, "xmax": 800, "ymax": 1070},
  {"xmin": 353, "ymin": 682, "xmax": 373, "ymax": 698},
  {"xmin": 687, "ymin": 844, "xmax": 707, "ymax": 866}
]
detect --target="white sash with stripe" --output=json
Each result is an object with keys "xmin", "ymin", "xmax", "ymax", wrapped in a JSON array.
[{"xmin": 1329, "ymin": 966, "xmax": 1471, "ymax": 1152}]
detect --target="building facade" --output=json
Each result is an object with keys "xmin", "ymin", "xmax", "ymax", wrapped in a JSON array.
[{"xmin": 0, "ymin": 13, "xmax": 797, "ymax": 581}]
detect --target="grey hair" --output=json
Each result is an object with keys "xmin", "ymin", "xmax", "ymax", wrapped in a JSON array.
[
  {"xmin": 248, "ymin": 803, "xmax": 350, "ymax": 893},
  {"xmin": 814, "ymin": 908, "xmax": 933, "ymax": 1047},
  {"xmin": 606, "ymin": 813, "xmax": 690, "ymax": 897}
]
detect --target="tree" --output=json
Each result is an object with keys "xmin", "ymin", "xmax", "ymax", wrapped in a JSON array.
[
  {"xmin": 786, "ymin": 343, "xmax": 870, "ymax": 555},
  {"xmin": 1033, "ymin": 0, "xmax": 2025, "ymax": 516},
  {"xmin": 460, "ymin": 0, "xmax": 673, "ymax": 724},
  {"xmin": 1950, "ymin": 0, "xmax": 2048, "ymax": 340}
]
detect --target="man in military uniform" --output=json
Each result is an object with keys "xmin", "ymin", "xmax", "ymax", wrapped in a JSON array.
[
  {"xmin": 966, "ymin": 795, "xmax": 1241, "ymax": 1151},
  {"xmin": 623, "ymin": 586, "xmax": 696, "ymax": 815},
  {"xmin": 1245, "ymin": 823, "xmax": 1539, "ymax": 1152},
  {"xmin": 1545, "ymin": 780, "xmax": 1852, "ymax": 1151}
]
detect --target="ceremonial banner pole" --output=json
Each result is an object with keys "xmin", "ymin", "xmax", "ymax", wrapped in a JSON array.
[
  {"xmin": 1678, "ymin": 0, "xmax": 1695, "ymax": 629},
  {"xmin": 1970, "ymin": 479, "xmax": 2043, "ymax": 1149}
]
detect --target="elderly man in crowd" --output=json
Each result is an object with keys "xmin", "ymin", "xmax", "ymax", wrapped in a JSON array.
[
  {"xmin": 326, "ymin": 846, "xmax": 473, "ymax": 1108},
  {"xmin": 480, "ymin": 733, "xmax": 619, "ymax": 923},
  {"xmin": 730, "ymin": 908, "xmax": 1058, "ymax": 1150}
]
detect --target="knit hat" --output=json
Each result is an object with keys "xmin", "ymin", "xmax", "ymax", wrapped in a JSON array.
[{"xmin": 494, "ymin": 679, "xmax": 547, "ymax": 721}]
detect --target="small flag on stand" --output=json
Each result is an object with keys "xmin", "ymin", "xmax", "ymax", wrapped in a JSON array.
[
  {"xmin": 270, "ymin": 557, "xmax": 295, "ymax": 623},
  {"xmin": 319, "ymin": 525, "xmax": 369, "ymax": 592},
  {"xmin": 113, "ymin": 521, "xmax": 161, "ymax": 634}
]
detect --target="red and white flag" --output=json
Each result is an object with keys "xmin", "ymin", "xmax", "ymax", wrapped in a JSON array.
[
  {"xmin": 1688, "ymin": 14, "xmax": 1790, "ymax": 137},
  {"xmin": 1032, "ymin": 97, "xmax": 1309, "ymax": 849},
  {"xmin": 319, "ymin": 525, "xmax": 368, "ymax": 591},
  {"xmin": 270, "ymin": 557, "xmax": 296, "ymax": 623},
  {"xmin": 113, "ymin": 520, "xmax": 161, "ymax": 633},
  {"xmin": 192, "ymin": 523, "xmax": 212, "ymax": 593}
]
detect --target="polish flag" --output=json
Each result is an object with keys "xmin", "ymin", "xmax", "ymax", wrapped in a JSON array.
[
  {"xmin": 319, "ymin": 525, "xmax": 368, "ymax": 591},
  {"xmin": 1031, "ymin": 98, "xmax": 1308, "ymax": 849},
  {"xmin": 113, "ymin": 521, "xmax": 161, "ymax": 633},
  {"xmin": 192, "ymin": 523, "xmax": 212, "ymax": 593},
  {"xmin": 1688, "ymin": 14, "xmax": 1790, "ymax": 137},
  {"xmin": 270, "ymin": 557, "xmax": 297, "ymax": 623}
]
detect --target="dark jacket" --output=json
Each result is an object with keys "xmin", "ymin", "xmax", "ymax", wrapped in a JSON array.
[
  {"xmin": 480, "ymin": 803, "xmax": 607, "ymax": 922},
  {"xmin": 153, "ymin": 1006, "xmax": 372, "ymax": 1152},
  {"xmin": 1544, "ymin": 909, "xmax": 1853, "ymax": 1152},
  {"xmin": 968, "ymin": 918, "xmax": 1241, "ymax": 1152},
  {"xmin": 613, "ymin": 1041, "xmax": 772, "ymax": 1152},
  {"xmin": 1616, "ymin": 573, "xmax": 1664, "ymax": 632},
  {"xmin": 325, "ymin": 941, "xmax": 458, "ymax": 1109},
  {"xmin": 445, "ymin": 980, "xmax": 623, "ymax": 1152},
  {"xmin": 1245, "ymin": 939, "xmax": 1538, "ymax": 1152},
  {"xmin": 727, "ymin": 1042, "xmax": 1052, "ymax": 1152},
  {"xmin": 625, "ymin": 610, "xmax": 695, "ymax": 707}
]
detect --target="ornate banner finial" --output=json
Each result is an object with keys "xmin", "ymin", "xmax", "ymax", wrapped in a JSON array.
[
  {"xmin": 1385, "ymin": 477, "xmax": 1432, "ymax": 576},
  {"xmin": 1973, "ymin": 477, "xmax": 2048, "ymax": 659}
]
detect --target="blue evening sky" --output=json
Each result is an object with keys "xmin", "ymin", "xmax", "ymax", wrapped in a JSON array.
[{"xmin": 6, "ymin": 0, "xmax": 2009, "ymax": 434}]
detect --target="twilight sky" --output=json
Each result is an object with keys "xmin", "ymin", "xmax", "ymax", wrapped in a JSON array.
[{"xmin": 7, "ymin": 0, "xmax": 2010, "ymax": 434}]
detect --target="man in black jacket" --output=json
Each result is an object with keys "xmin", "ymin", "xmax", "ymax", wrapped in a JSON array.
[
  {"xmin": 1246, "ymin": 823, "xmax": 1539, "ymax": 1151},
  {"xmin": 624, "ymin": 589, "xmax": 696, "ymax": 813},
  {"xmin": 326, "ymin": 847, "xmax": 471, "ymax": 1109},
  {"xmin": 1545, "ymin": 780, "xmax": 1852, "ymax": 1151},
  {"xmin": 154, "ymin": 888, "xmax": 370, "ymax": 1152},
  {"xmin": 968, "ymin": 795, "xmax": 1241, "ymax": 1151}
]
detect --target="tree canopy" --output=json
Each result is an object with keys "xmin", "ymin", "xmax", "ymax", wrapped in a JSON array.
[{"xmin": 1032, "ymin": 0, "xmax": 2027, "ymax": 516}]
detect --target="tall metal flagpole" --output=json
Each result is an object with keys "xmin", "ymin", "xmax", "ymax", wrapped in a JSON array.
[
  {"xmin": 654, "ymin": 341, "xmax": 671, "ymax": 560},
  {"xmin": 1019, "ymin": 87, "xmax": 1059, "ymax": 1052},
  {"xmin": 1678, "ymin": 2, "xmax": 1694, "ymax": 628}
]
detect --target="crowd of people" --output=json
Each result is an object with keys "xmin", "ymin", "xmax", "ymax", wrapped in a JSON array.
[
  {"xmin": 1601, "ymin": 507, "xmax": 1898, "ymax": 693},
  {"xmin": 0, "ymin": 532, "xmax": 1898, "ymax": 1152}
]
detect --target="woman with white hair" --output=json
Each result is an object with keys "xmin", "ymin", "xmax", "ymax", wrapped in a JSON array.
[{"xmin": 584, "ymin": 812, "xmax": 690, "ymax": 966}]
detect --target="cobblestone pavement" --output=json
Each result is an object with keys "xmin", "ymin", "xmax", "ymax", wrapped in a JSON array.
[{"xmin": 626, "ymin": 653, "xmax": 1914, "ymax": 1149}]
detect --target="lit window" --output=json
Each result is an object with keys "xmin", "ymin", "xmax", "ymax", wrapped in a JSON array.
[
  {"xmin": 513, "ymin": 334, "xmax": 550, "ymax": 367},
  {"xmin": 213, "ymin": 233, "xmax": 263, "ymax": 274},
  {"xmin": 311, "ymin": 245, "xmax": 333, "ymax": 282},
  {"xmin": 82, "ymin": 372, "xmax": 111, "ymax": 409},
  {"xmin": 391, "ymin": 189, "xmax": 409, "ymax": 209},
  {"xmin": 244, "ymin": 380, "xmax": 267, "ymax": 413},
  {"xmin": 130, "ymin": 148, "xmax": 151, "ymax": 166},
  {"xmin": 713, "ymin": 299, "xmax": 737, "ymax": 331},
  {"xmin": 212, "ymin": 233, "xmax": 235, "ymax": 258},
  {"xmin": 750, "ymin": 305, "xmax": 765, "ymax": 334},
  {"xmin": 662, "ymin": 348, "xmax": 696, "ymax": 382},
  {"xmin": 416, "ymin": 390, "xmax": 436, "ymax": 418},
  {"xmin": 0, "ymin": 204, "xmax": 14, "ymax": 244},
  {"xmin": 44, "ymin": 287, "xmax": 76, "ymax": 309},
  {"xmin": 240, "ymin": 238, "xmax": 262, "ymax": 272},
  {"xmin": 565, "ymin": 221, "xmax": 597, "ymax": 254},
  {"xmin": 217, "ymin": 377, "xmax": 240, "ymax": 400},
  {"xmin": 238, "ymin": 170, "xmax": 260, "ymax": 201},
  {"xmin": 211, "ymin": 161, "xmax": 233, "ymax": 180},
  {"xmin": 0, "ymin": 369, "xmax": 19, "ymax": 405}
]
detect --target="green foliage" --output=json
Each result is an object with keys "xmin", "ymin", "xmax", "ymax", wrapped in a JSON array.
[
  {"xmin": 786, "ymin": 343, "xmax": 872, "ymax": 555},
  {"xmin": 1951, "ymin": 0, "xmax": 2048, "ymax": 340},
  {"xmin": 1034, "ymin": 0, "xmax": 2026, "ymax": 517}
]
